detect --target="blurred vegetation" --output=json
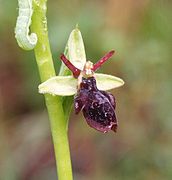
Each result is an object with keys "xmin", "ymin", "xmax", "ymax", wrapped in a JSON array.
[{"xmin": 0, "ymin": 0, "xmax": 172, "ymax": 179}]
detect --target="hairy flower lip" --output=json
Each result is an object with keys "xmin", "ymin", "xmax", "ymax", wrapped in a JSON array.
[{"xmin": 75, "ymin": 77, "xmax": 118, "ymax": 133}]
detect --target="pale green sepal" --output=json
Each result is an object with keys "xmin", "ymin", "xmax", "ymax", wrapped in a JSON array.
[
  {"xmin": 38, "ymin": 73, "xmax": 124, "ymax": 96},
  {"xmin": 67, "ymin": 27, "xmax": 86, "ymax": 70},
  {"xmin": 95, "ymin": 73, "xmax": 124, "ymax": 91},
  {"xmin": 38, "ymin": 76, "xmax": 77, "ymax": 96}
]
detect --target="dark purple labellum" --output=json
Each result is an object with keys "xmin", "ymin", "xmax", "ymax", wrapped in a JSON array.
[{"xmin": 74, "ymin": 77, "xmax": 118, "ymax": 133}]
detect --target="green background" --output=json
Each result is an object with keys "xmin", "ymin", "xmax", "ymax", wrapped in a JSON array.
[{"xmin": 0, "ymin": 0, "xmax": 172, "ymax": 179}]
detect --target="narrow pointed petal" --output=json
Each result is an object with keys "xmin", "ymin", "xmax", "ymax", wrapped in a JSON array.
[
  {"xmin": 92, "ymin": 50, "xmax": 115, "ymax": 71},
  {"xmin": 60, "ymin": 54, "xmax": 81, "ymax": 78}
]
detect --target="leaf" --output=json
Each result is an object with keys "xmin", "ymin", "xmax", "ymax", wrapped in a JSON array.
[{"xmin": 38, "ymin": 73, "xmax": 124, "ymax": 96}]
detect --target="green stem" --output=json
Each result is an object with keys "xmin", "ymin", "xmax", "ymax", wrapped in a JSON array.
[{"xmin": 31, "ymin": 0, "xmax": 73, "ymax": 179}]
